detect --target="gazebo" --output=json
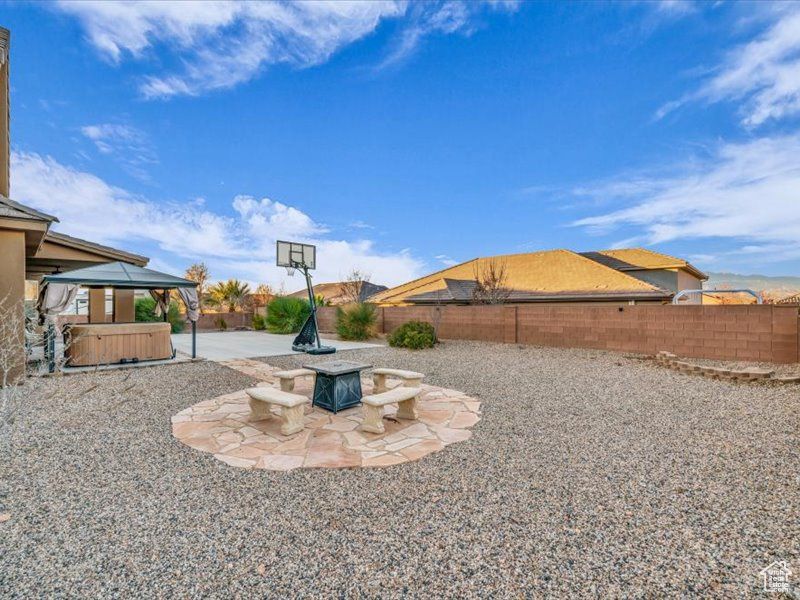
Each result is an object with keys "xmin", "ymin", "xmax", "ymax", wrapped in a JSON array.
[{"xmin": 39, "ymin": 261, "xmax": 200, "ymax": 371}]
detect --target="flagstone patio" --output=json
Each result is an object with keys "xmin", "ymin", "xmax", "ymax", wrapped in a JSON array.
[{"xmin": 171, "ymin": 359, "xmax": 481, "ymax": 470}]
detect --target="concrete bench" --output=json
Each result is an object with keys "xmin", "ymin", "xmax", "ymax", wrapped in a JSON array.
[
  {"xmin": 245, "ymin": 387, "xmax": 309, "ymax": 435},
  {"xmin": 360, "ymin": 386, "xmax": 420, "ymax": 434},
  {"xmin": 372, "ymin": 368, "xmax": 424, "ymax": 393},
  {"xmin": 273, "ymin": 368, "xmax": 316, "ymax": 392}
]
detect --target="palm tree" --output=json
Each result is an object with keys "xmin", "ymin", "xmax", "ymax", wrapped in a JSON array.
[{"xmin": 208, "ymin": 279, "xmax": 251, "ymax": 312}]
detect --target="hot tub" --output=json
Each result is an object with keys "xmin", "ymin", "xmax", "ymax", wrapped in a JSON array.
[{"xmin": 64, "ymin": 322, "xmax": 173, "ymax": 366}]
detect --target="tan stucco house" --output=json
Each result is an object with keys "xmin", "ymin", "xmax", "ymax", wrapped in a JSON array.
[
  {"xmin": 370, "ymin": 248, "xmax": 707, "ymax": 307},
  {"xmin": 288, "ymin": 281, "xmax": 389, "ymax": 305},
  {"xmin": 0, "ymin": 26, "xmax": 147, "ymax": 381}
]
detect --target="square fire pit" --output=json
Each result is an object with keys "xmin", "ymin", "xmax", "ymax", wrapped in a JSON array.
[{"xmin": 304, "ymin": 360, "xmax": 372, "ymax": 413}]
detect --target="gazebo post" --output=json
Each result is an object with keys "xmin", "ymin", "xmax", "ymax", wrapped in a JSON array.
[
  {"xmin": 46, "ymin": 321, "xmax": 55, "ymax": 374},
  {"xmin": 191, "ymin": 320, "xmax": 196, "ymax": 359}
]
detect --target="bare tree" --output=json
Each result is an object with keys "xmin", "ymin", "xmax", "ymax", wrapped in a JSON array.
[
  {"xmin": 251, "ymin": 283, "xmax": 275, "ymax": 314},
  {"xmin": 185, "ymin": 262, "xmax": 210, "ymax": 314},
  {"xmin": 341, "ymin": 269, "xmax": 371, "ymax": 305},
  {"xmin": 472, "ymin": 258, "xmax": 512, "ymax": 305},
  {"xmin": 0, "ymin": 295, "xmax": 26, "ymax": 412}
]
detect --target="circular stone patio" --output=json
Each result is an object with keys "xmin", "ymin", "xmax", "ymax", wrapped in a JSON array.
[{"xmin": 171, "ymin": 359, "xmax": 481, "ymax": 470}]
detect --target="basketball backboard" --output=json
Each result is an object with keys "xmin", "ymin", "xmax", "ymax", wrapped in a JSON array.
[{"xmin": 276, "ymin": 240, "xmax": 316, "ymax": 270}]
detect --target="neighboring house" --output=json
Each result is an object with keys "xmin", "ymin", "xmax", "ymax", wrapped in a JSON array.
[
  {"xmin": 369, "ymin": 248, "xmax": 707, "ymax": 307},
  {"xmin": 578, "ymin": 248, "xmax": 706, "ymax": 294},
  {"xmin": 288, "ymin": 281, "xmax": 388, "ymax": 305},
  {"xmin": 0, "ymin": 27, "xmax": 147, "ymax": 381}
]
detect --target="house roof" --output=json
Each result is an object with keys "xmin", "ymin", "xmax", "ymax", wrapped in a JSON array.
[
  {"xmin": 289, "ymin": 281, "xmax": 388, "ymax": 305},
  {"xmin": 0, "ymin": 194, "xmax": 58, "ymax": 223},
  {"xmin": 370, "ymin": 249, "xmax": 672, "ymax": 305},
  {"xmin": 581, "ymin": 248, "xmax": 707, "ymax": 280},
  {"xmin": 44, "ymin": 231, "xmax": 148, "ymax": 266},
  {"xmin": 42, "ymin": 261, "xmax": 196, "ymax": 289},
  {"xmin": 406, "ymin": 276, "xmax": 673, "ymax": 304},
  {"xmin": 0, "ymin": 27, "xmax": 8, "ymax": 64}
]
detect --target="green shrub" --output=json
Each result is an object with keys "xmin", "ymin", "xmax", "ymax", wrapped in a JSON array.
[
  {"xmin": 335, "ymin": 303, "xmax": 377, "ymax": 341},
  {"xmin": 252, "ymin": 313, "xmax": 267, "ymax": 331},
  {"xmin": 134, "ymin": 297, "xmax": 184, "ymax": 333},
  {"xmin": 387, "ymin": 320, "xmax": 436, "ymax": 349},
  {"xmin": 266, "ymin": 296, "xmax": 311, "ymax": 334},
  {"xmin": 215, "ymin": 316, "xmax": 228, "ymax": 331}
]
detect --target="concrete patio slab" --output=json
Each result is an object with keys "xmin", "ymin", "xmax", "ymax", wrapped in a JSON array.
[{"xmin": 171, "ymin": 330, "xmax": 379, "ymax": 361}]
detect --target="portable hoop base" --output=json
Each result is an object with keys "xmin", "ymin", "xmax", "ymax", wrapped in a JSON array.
[{"xmin": 289, "ymin": 264, "xmax": 335, "ymax": 356}]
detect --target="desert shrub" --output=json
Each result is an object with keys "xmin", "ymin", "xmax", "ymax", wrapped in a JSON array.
[
  {"xmin": 215, "ymin": 316, "xmax": 228, "ymax": 331},
  {"xmin": 266, "ymin": 296, "xmax": 310, "ymax": 334},
  {"xmin": 134, "ymin": 297, "xmax": 184, "ymax": 333},
  {"xmin": 387, "ymin": 320, "xmax": 436, "ymax": 350},
  {"xmin": 252, "ymin": 313, "xmax": 267, "ymax": 331},
  {"xmin": 335, "ymin": 303, "xmax": 377, "ymax": 341}
]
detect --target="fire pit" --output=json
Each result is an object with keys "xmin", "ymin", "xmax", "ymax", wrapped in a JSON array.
[{"xmin": 304, "ymin": 360, "xmax": 371, "ymax": 413}]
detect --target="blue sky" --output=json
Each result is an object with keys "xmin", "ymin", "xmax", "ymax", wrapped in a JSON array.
[{"xmin": 3, "ymin": 1, "xmax": 800, "ymax": 287}]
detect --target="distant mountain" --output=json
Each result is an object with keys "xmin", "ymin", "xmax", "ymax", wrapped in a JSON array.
[{"xmin": 705, "ymin": 272, "xmax": 800, "ymax": 300}]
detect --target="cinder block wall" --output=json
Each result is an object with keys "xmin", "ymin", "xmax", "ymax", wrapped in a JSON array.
[
  {"xmin": 316, "ymin": 304, "xmax": 799, "ymax": 363},
  {"xmin": 195, "ymin": 312, "xmax": 254, "ymax": 330},
  {"xmin": 316, "ymin": 307, "xmax": 337, "ymax": 333}
]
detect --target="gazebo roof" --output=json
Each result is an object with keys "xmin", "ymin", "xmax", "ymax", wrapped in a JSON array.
[{"xmin": 42, "ymin": 261, "xmax": 197, "ymax": 289}]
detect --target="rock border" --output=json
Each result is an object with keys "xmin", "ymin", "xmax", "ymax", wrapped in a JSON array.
[{"xmin": 655, "ymin": 351, "xmax": 800, "ymax": 383}]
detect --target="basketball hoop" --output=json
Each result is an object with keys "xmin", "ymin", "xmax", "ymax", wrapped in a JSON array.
[
  {"xmin": 275, "ymin": 240, "xmax": 335, "ymax": 356},
  {"xmin": 276, "ymin": 240, "xmax": 316, "ymax": 271}
]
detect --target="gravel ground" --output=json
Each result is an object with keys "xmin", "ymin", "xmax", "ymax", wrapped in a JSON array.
[{"xmin": 1, "ymin": 342, "xmax": 799, "ymax": 598}]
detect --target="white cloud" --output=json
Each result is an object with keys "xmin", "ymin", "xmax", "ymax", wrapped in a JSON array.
[
  {"xmin": 349, "ymin": 220, "xmax": 374, "ymax": 229},
  {"xmin": 435, "ymin": 254, "xmax": 458, "ymax": 267},
  {"xmin": 571, "ymin": 134, "xmax": 800, "ymax": 263},
  {"xmin": 652, "ymin": 1, "xmax": 695, "ymax": 17},
  {"xmin": 80, "ymin": 123, "xmax": 157, "ymax": 181},
  {"xmin": 56, "ymin": 1, "xmax": 516, "ymax": 98},
  {"xmin": 657, "ymin": 7, "xmax": 800, "ymax": 127},
  {"xmin": 379, "ymin": 1, "xmax": 498, "ymax": 68},
  {"xmin": 10, "ymin": 151, "xmax": 424, "ymax": 286}
]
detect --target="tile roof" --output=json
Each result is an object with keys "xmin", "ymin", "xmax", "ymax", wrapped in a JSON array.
[
  {"xmin": 370, "ymin": 249, "xmax": 672, "ymax": 305},
  {"xmin": 583, "ymin": 248, "xmax": 707, "ymax": 279},
  {"xmin": 0, "ymin": 195, "xmax": 58, "ymax": 223},
  {"xmin": 44, "ymin": 230, "xmax": 148, "ymax": 266},
  {"xmin": 289, "ymin": 281, "xmax": 389, "ymax": 305},
  {"xmin": 405, "ymin": 278, "xmax": 670, "ymax": 304}
]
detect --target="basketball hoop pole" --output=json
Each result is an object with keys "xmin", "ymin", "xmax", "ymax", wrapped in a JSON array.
[
  {"xmin": 278, "ymin": 240, "xmax": 334, "ymax": 355},
  {"xmin": 301, "ymin": 264, "xmax": 323, "ymax": 349}
]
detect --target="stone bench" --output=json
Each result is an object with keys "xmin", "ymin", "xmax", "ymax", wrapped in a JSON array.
[
  {"xmin": 372, "ymin": 368, "xmax": 424, "ymax": 393},
  {"xmin": 273, "ymin": 368, "xmax": 316, "ymax": 392},
  {"xmin": 360, "ymin": 386, "xmax": 420, "ymax": 434},
  {"xmin": 245, "ymin": 387, "xmax": 309, "ymax": 435}
]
